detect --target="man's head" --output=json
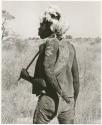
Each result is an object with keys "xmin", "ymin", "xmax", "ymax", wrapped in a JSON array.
[
  {"xmin": 38, "ymin": 18, "xmax": 53, "ymax": 39},
  {"xmin": 38, "ymin": 5, "xmax": 68, "ymax": 39}
]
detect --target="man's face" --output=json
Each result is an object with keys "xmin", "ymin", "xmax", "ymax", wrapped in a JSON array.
[{"xmin": 38, "ymin": 20, "xmax": 53, "ymax": 39}]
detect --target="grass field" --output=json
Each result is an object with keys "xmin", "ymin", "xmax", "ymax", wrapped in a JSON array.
[{"xmin": 2, "ymin": 37, "xmax": 101, "ymax": 124}]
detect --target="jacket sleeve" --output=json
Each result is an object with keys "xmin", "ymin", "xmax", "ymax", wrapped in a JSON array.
[{"xmin": 43, "ymin": 38, "xmax": 62, "ymax": 95}]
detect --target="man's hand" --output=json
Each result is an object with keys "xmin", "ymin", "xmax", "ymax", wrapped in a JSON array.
[{"xmin": 20, "ymin": 68, "xmax": 30, "ymax": 80}]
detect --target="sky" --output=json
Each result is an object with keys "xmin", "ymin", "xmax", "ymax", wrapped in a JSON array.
[{"xmin": 2, "ymin": 1, "xmax": 101, "ymax": 38}]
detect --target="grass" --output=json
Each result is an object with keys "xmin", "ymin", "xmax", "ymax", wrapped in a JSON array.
[{"xmin": 2, "ymin": 37, "xmax": 101, "ymax": 124}]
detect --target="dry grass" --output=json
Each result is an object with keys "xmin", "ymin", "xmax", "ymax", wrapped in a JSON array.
[{"xmin": 2, "ymin": 37, "xmax": 101, "ymax": 124}]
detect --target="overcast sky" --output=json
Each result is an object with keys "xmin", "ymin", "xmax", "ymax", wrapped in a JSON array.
[{"xmin": 2, "ymin": 1, "xmax": 101, "ymax": 38}]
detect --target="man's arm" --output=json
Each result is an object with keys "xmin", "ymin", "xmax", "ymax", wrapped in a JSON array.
[{"xmin": 71, "ymin": 47, "xmax": 80, "ymax": 106}]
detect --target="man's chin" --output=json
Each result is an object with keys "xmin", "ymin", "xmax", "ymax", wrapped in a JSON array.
[
  {"xmin": 38, "ymin": 32, "xmax": 47, "ymax": 39},
  {"xmin": 40, "ymin": 35, "xmax": 46, "ymax": 39},
  {"xmin": 38, "ymin": 30, "xmax": 53, "ymax": 39}
]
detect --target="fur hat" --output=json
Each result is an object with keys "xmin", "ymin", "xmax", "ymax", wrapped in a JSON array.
[{"xmin": 40, "ymin": 5, "xmax": 69, "ymax": 38}]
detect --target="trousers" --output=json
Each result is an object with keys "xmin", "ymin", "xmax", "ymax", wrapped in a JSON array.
[{"xmin": 33, "ymin": 93, "xmax": 75, "ymax": 124}]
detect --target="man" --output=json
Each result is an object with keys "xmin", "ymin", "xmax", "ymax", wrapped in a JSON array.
[{"xmin": 20, "ymin": 6, "xmax": 79, "ymax": 124}]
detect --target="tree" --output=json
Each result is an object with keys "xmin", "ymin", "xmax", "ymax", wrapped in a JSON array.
[
  {"xmin": 65, "ymin": 35, "xmax": 72, "ymax": 39},
  {"xmin": 2, "ymin": 10, "xmax": 15, "ymax": 40}
]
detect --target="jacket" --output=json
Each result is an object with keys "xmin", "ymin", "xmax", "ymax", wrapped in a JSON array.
[{"xmin": 33, "ymin": 37, "xmax": 78, "ymax": 102}]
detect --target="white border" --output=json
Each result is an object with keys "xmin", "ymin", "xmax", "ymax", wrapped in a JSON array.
[
  {"xmin": 0, "ymin": 0, "xmax": 2, "ymax": 124},
  {"xmin": 0, "ymin": 0, "xmax": 101, "ymax": 125}
]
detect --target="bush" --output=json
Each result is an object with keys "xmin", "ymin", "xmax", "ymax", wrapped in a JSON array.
[{"xmin": 65, "ymin": 35, "xmax": 72, "ymax": 39}]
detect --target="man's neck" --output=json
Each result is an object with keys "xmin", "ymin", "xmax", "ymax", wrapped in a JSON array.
[{"xmin": 48, "ymin": 33, "xmax": 63, "ymax": 41}]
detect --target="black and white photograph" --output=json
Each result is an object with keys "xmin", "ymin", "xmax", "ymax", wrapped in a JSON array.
[{"xmin": 1, "ymin": 0, "xmax": 101, "ymax": 124}]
